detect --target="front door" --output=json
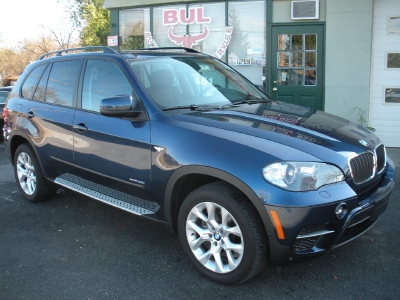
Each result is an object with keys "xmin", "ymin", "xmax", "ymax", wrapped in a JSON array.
[
  {"xmin": 271, "ymin": 25, "xmax": 324, "ymax": 110},
  {"xmin": 72, "ymin": 59, "xmax": 151, "ymax": 200}
]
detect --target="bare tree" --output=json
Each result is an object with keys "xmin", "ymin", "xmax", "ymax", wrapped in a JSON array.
[
  {"xmin": 40, "ymin": 19, "xmax": 79, "ymax": 49},
  {"xmin": 0, "ymin": 11, "xmax": 80, "ymax": 84},
  {"xmin": 19, "ymin": 35, "xmax": 59, "ymax": 57},
  {"xmin": 20, "ymin": 21, "xmax": 79, "ymax": 57},
  {"xmin": 0, "ymin": 31, "xmax": 77, "ymax": 83},
  {"xmin": 0, "ymin": 48, "xmax": 35, "ymax": 79}
]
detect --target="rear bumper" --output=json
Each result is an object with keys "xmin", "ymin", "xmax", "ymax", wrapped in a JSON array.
[{"xmin": 266, "ymin": 169, "xmax": 394, "ymax": 266}]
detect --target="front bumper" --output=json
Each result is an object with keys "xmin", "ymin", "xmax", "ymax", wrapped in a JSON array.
[{"xmin": 265, "ymin": 168, "xmax": 395, "ymax": 266}]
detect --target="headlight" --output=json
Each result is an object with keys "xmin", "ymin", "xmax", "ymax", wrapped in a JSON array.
[{"xmin": 262, "ymin": 162, "xmax": 345, "ymax": 191}]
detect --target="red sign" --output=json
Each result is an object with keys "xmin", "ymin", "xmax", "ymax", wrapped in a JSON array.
[
  {"xmin": 163, "ymin": 8, "xmax": 211, "ymax": 25},
  {"xmin": 145, "ymin": 6, "xmax": 233, "ymax": 56},
  {"xmin": 168, "ymin": 26, "xmax": 209, "ymax": 48}
]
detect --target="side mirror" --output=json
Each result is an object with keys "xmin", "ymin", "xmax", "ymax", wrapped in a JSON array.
[{"xmin": 100, "ymin": 95, "xmax": 142, "ymax": 118}]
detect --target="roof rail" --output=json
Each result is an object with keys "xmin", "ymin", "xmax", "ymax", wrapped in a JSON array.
[
  {"xmin": 38, "ymin": 46, "xmax": 117, "ymax": 60},
  {"xmin": 139, "ymin": 47, "xmax": 201, "ymax": 54}
]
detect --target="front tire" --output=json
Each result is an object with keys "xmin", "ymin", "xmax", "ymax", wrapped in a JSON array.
[
  {"xmin": 178, "ymin": 181, "xmax": 267, "ymax": 284},
  {"xmin": 14, "ymin": 143, "xmax": 57, "ymax": 203}
]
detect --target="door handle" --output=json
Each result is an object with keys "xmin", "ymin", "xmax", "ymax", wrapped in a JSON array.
[
  {"xmin": 272, "ymin": 87, "xmax": 278, "ymax": 92},
  {"xmin": 73, "ymin": 123, "xmax": 88, "ymax": 132}
]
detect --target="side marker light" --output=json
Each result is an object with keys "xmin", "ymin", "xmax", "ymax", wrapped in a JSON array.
[{"xmin": 270, "ymin": 210, "xmax": 285, "ymax": 240}]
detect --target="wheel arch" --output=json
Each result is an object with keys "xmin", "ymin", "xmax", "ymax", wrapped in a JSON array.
[
  {"xmin": 163, "ymin": 165, "xmax": 274, "ymax": 238},
  {"xmin": 7, "ymin": 132, "xmax": 47, "ymax": 177}
]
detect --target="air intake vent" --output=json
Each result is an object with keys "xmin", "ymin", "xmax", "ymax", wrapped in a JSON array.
[{"xmin": 291, "ymin": 1, "xmax": 319, "ymax": 20}]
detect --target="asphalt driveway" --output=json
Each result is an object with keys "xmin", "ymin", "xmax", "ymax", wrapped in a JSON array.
[{"xmin": 1, "ymin": 142, "xmax": 399, "ymax": 299}]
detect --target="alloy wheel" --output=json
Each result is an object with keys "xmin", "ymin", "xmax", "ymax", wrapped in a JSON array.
[
  {"xmin": 185, "ymin": 201, "xmax": 244, "ymax": 273},
  {"xmin": 16, "ymin": 152, "xmax": 37, "ymax": 195}
]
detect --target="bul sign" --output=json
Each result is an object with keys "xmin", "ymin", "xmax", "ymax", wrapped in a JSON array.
[
  {"xmin": 168, "ymin": 26, "xmax": 209, "ymax": 49},
  {"xmin": 145, "ymin": 7, "xmax": 232, "ymax": 59},
  {"xmin": 163, "ymin": 8, "xmax": 211, "ymax": 25},
  {"xmin": 164, "ymin": 7, "xmax": 211, "ymax": 49}
]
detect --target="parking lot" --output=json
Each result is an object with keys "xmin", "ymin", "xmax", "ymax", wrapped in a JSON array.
[{"xmin": 0, "ymin": 142, "xmax": 399, "ymax": 299}]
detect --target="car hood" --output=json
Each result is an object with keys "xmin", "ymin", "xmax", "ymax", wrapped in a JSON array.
[{"xmin": 172, "ymin": 101, "xmax": 381, "ymax": 166}]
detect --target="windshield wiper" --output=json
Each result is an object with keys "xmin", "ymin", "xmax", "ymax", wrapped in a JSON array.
[
  {"xmin": 234, "ymin": 98, "xmax": 269, "ymax": 105},
  {"xmin": 220, "ymin": 103, "xmax": 237, "ymax": 109},
  {"xmin": 163, "ymin": 104, "xmax": 220, "ymax": 111}
]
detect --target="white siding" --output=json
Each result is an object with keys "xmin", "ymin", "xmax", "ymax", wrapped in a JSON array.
[
  {"xmin": 369, "ymin": 0, "xmax": 400, "ymax": 147},
  {"xmin": 324, "ymin": 0, "xmax": 374, "ymax": 125}
]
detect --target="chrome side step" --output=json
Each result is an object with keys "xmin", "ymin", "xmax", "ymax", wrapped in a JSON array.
[{"xmin": 55, "ymin": 173, "xmax": 159, "ymax": 216}]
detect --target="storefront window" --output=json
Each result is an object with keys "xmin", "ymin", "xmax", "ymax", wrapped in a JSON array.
[
  {"xmin": 118, "ymin": 1, "xmax": 267, "ymax": 87},
  {"xmin": 119, "ymin": 9, "xmax": 150, "ymax": 50},
  {"xmin": 189, "ymin": 3, "xmax": 226, "ymax": 58},
  {"xmin": 228, "ymin": 1, "xmax": 266, "ymax": 86},
  {"xmin": 153, "ymin": 5, "xmax": 187, "ymax": 47}
]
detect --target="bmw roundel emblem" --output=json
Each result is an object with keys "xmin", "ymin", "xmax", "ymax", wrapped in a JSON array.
[{"xmin": 359, "ymin": 139, "xmax": 369, "ymax": 147}]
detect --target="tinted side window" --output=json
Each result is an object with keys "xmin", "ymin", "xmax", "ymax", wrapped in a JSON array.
[
  {"xmin": 33, "ymin": 64, "xmax": 51, "ymax": 101},
  {"xmin": 45, "ymin": 60, "xmax": 81, "ymax": 107},
  {"xmin": 21, "ymin": 64, "xmax": 47, "ymax": 99},
  {"xmin": 82, "ymin": 60, "xmax": 132, "ymax": 112}
]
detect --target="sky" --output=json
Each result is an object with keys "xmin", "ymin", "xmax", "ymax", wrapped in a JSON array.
[{"xmin": 0, "ymin": 0, "xmax": 74, "ymax": 48}]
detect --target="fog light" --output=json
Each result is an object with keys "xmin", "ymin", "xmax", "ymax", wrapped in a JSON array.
[{"xmin": 335, "ymin": 203, "xmax": 348, "ymax": 219}]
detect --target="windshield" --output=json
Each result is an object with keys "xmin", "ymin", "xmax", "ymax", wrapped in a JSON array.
[{"xmin": 128, "ymin": 56, "xmax": 269, "ymax": 110}]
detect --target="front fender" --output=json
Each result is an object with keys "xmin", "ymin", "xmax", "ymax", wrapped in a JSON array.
[{"xmin": 163, "ymin": 165, "xmax": 275, "ymax": 242}]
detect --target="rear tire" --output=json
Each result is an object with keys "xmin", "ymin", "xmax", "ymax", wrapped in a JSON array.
[
  {"xmin": 178, "ymin": 181, "xmax": 267, "ymax": 284},
  {"xmin": 14, "ymin": 144, "xmax": 57, "ymax": 203}
]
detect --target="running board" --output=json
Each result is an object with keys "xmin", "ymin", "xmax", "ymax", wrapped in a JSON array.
[{"xmin": 55, "ymin": 173, "xmax": 160, "ymax": 216}]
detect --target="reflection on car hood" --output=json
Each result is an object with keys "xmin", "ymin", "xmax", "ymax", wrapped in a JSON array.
[{"xmin": 172, "ymin": 101, "xmax": 381, "ymax": 162}]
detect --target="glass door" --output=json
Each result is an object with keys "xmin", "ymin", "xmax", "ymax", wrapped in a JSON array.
[{"xmin": 271, "ymin": 25, "xmax": 324, "ymax": 110}]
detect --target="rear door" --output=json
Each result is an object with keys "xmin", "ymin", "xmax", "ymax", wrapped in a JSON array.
[
  {"xmin": 21, "ymin": 59, "xmax": 82, "ymax": 177},
  {"xmin": 72, "ymin": 59, "xmax": 152, "ymax": 200}
]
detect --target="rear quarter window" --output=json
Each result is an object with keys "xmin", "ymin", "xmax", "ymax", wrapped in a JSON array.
[{"xmin": 21, "ymin": 64, "xmax": 47, "ymax": 99}]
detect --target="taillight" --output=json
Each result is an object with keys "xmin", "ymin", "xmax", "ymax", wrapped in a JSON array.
[{"xmin": 3, "ymin": 107, "xmax": 8, "ymax": 124}]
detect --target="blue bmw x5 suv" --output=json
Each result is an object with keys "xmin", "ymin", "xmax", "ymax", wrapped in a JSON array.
[{"xmin": 3, "ymin": 47, "xmax": 395, "ymax": 284}]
